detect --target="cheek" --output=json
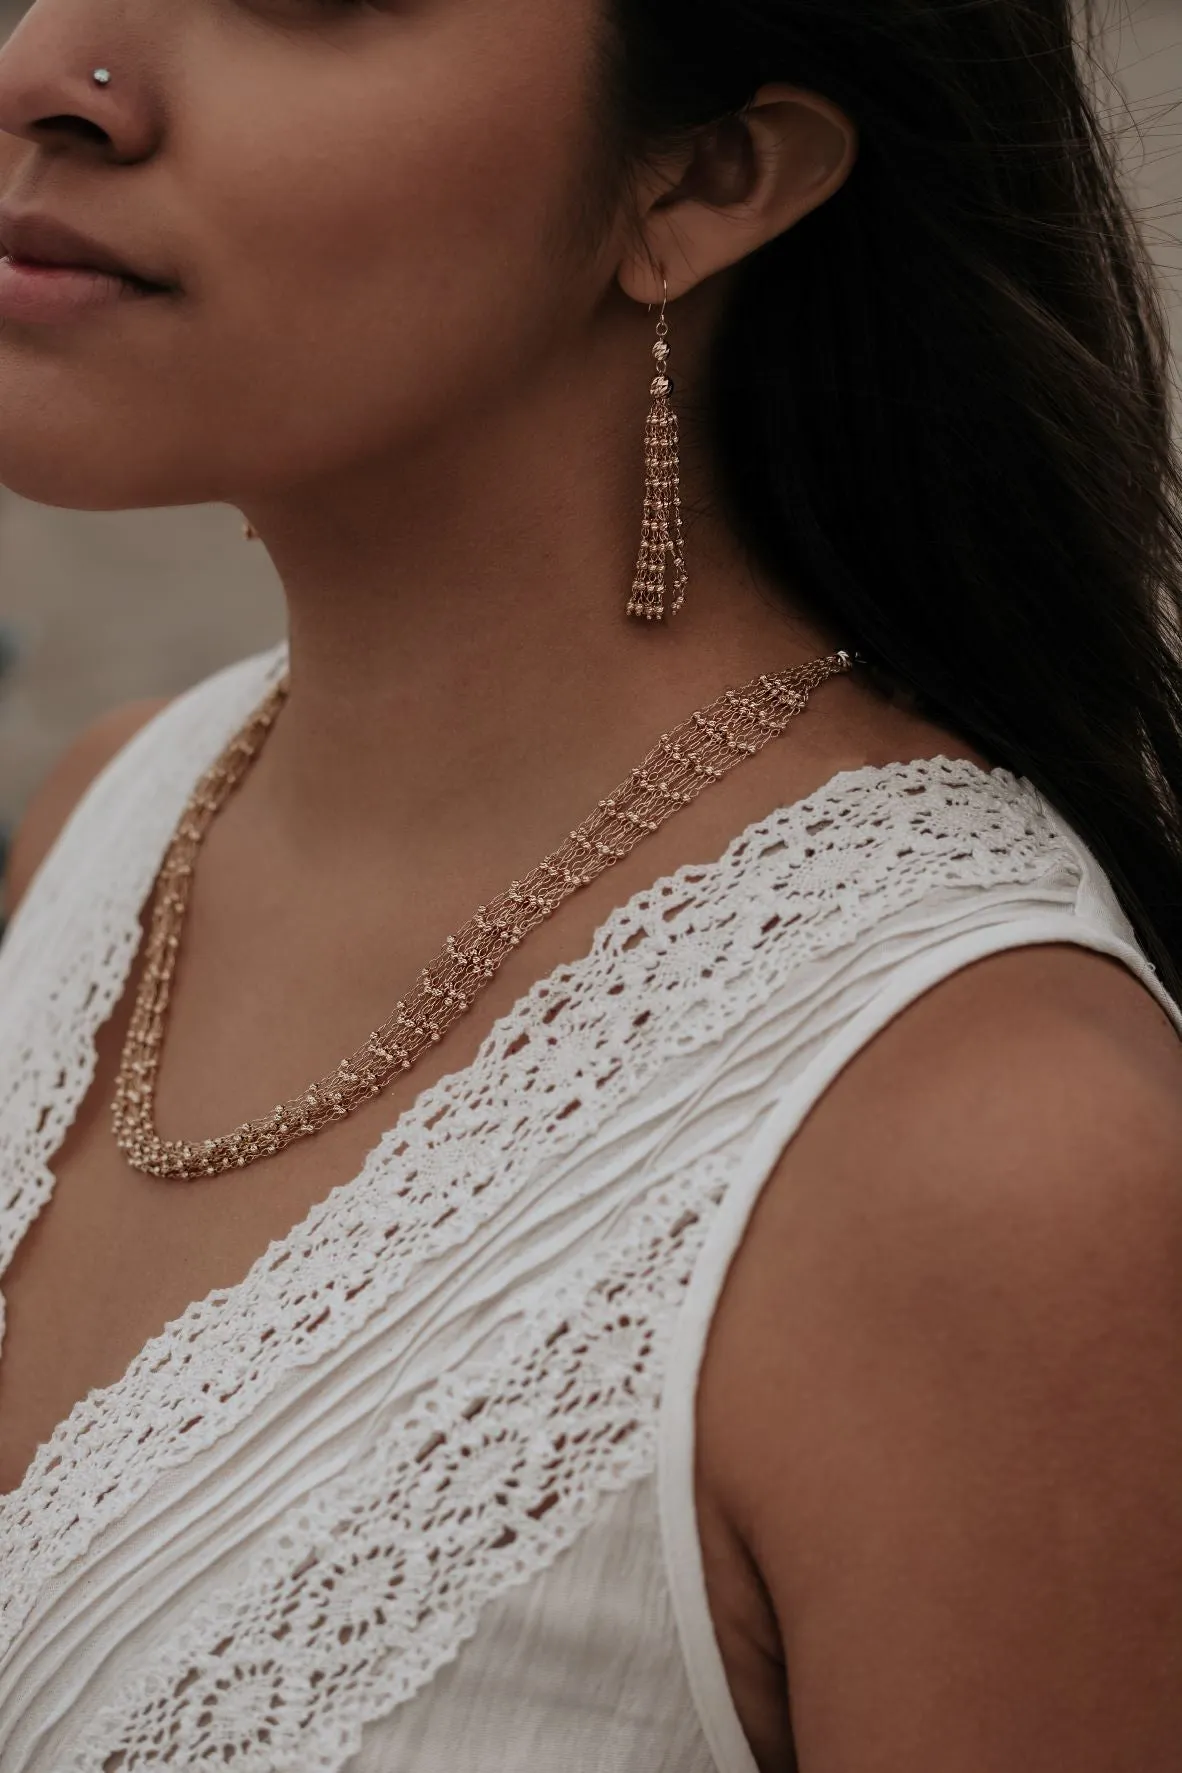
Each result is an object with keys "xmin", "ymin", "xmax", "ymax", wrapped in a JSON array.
[{"xmin": 167, "ymin": 12, "xmax": 602, "ymax": 489}]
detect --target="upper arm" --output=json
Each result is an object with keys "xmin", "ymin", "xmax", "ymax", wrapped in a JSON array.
[
  {"xmin": 3, "ymin": 698, "xmax": 168, "ymax": 917},
  {"xmin": 701, "ymin": 944, "xmax": 1182, "ymax": 1773}
]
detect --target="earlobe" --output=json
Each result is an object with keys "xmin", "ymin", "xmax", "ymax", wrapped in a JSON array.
[{"xmin": 618, "ymin": 83, "xmax": 857, "ymax": 307}]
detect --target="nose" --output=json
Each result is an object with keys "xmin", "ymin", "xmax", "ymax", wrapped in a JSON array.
[{"xmin": 0, "ymin": 3, "xmax": 160, "ymax": 166}]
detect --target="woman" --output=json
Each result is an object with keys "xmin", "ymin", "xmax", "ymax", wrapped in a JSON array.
[{"xmin": 0, "ymin": 0, "xmax": 1180, "ymax": 1766}]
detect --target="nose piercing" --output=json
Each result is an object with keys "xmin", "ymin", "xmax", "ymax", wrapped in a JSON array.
[{"xmin": 91, "ymin": 68, "xmax": 111, "ymax": 86}]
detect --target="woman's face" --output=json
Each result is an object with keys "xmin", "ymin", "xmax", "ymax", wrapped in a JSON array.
[{"xmin": 0, "ymin": 0, "xmax": 618, "ymax": 508}]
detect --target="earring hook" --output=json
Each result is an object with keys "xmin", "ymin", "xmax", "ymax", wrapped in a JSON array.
[{"xmin": 649, "ymin": 273, "xmax": 670, "ymax": 344}]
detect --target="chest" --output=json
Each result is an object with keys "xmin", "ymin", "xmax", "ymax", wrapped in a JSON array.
[{"xmin": 0, "ymin": 730, "xmax": 812, "ymax": 1502}]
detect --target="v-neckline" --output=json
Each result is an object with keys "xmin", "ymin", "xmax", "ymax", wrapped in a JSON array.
[{"xmin": 0, "ymin": 644, "xmax": 1026, "ymax": 1658}]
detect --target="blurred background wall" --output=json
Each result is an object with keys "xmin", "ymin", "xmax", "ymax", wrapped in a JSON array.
[
  {"xmin": 0, "ymin": 506, "xmax": 283, "ymax": 835},
  {"xmin": 0, "ymin": 0, "xmax": 1180, "ymax": 842}
]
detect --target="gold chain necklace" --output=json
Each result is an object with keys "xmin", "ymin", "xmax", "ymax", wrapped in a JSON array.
[{"xmin": 113, "ymin": 649, "xmax": 854, "ymax": 1180}]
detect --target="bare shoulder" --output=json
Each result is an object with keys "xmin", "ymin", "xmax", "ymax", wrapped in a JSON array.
[
  {"xmin": 700, "ymin": 943, "xmax": 1182, "ymax": 1771},
  {"xmin": 3, "ymin": 699, "xmax": 168, "ymax": 916},
  {"xmin": 797, "ymin": 939, "xmax": 1182, "ymax": 1200},
  {"xmin": 742, "ymin": 941, "xmax": 1182, "ymax": 1272}
]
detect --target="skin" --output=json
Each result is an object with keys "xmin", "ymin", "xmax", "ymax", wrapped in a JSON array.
[{"xmin": 2, "ymin": 1, "xmax": 1182, "ymax": 1767}]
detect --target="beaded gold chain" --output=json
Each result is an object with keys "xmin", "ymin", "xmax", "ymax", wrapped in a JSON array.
[{"xmin": 113, "ymin": 648, "xmax": 854, "ymax": 1180}]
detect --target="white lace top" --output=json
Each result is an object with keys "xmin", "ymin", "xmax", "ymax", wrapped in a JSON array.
[{"xmin": 1, "ymin": 645, "xmax": 1177, "ymax": 1773}]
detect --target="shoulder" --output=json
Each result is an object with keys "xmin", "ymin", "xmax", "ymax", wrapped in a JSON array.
[
  {"xmin": 699, "ymin": 942, "xmax": 1182, "ymax": 1764},
  {"xmin": 3, "ymin": 698, "xmax": 168, "ymax": 916},
  {"xmin": 813, "ymin": 942, "xmax": 1182, "ymax": 1363},
  {"xmin": 796, "ymin": 939, "xmax": 1182, "ymax": 1213},
  {"xmin": 702, "ymin": 943, "xmax": 1182, "ymax": 1486},
  {"xmin": 781, "ymin": 938, "xmax": 1180, "ymax": 1215}
]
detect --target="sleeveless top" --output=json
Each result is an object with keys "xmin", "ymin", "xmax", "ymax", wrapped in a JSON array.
[{"xmin": 1, "ymin": 644, "xmax": 1179, "ymax": 1773}]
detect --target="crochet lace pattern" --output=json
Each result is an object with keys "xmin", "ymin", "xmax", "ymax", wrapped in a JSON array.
[{"xmin": 0, "ymin": 649, "xmax": 1082, "ymax": 1766}]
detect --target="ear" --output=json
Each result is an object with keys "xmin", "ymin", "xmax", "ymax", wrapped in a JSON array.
[{"xmin": 618, "ymin": 84, "xmax": 857, "ymax": 306}]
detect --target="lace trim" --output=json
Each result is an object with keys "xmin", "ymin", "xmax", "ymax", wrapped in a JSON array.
[
  {"xmin": 0, "ymin": 647, "xmax": 290, "ymax": 1309},
  {"xmin": 0, "ymin": 687, "xmax": 1080, "ymax": 1666},
  {"xmin": 67, "ymin": 1155, "xmax": 734, "ymax": 1771}
]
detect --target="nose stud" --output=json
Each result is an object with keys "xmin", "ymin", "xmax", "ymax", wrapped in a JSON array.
[{"xmin": 92, "ymin": 68, "xmax": 111, "ymax": 86}]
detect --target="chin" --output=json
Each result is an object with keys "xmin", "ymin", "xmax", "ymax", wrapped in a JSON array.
[
  {"xmin": 0, "ymin": 427, "xmax": 205, "ymax": 511},
  {"xmin": 0, "ymin": 460, "xmax": 184, "ymax": 510},
  {"xmin": 0, "ymin": 352, "xmax": 217, "ymax": 509}
]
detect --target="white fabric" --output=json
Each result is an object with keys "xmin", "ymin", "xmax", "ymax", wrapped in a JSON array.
[{"xmin": 0, "ymin": 644, "xmax": 1176, "ymax": 1773}]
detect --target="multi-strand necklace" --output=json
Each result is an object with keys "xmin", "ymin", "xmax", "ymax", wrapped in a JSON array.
[{"xmin": 112, "ymin": 648, "xmax": 854, "ymax": 1180}]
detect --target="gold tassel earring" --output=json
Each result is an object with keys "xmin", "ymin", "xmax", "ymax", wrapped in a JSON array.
[{"xmin": 628, "ymin": 278, "xmax": 687, "ymax": 622}]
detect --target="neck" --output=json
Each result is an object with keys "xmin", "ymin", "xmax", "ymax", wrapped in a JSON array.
[{"xmin": 243, "ymin": 306, "xmax": 836, "ymax": 863}]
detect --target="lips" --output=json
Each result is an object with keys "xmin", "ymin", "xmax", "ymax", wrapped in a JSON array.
[
  {"xmin": 0, "ymin": 208, "xmax": 172, "ymax": 293},
  {"xmin": 0, "ymin": 207, "xmax": 176, "ymax": 324}
]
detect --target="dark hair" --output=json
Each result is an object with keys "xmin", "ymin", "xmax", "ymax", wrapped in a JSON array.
[{"xmin": 608, "ymin": 0, "xmax": 1182, "ymax": 1001}]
